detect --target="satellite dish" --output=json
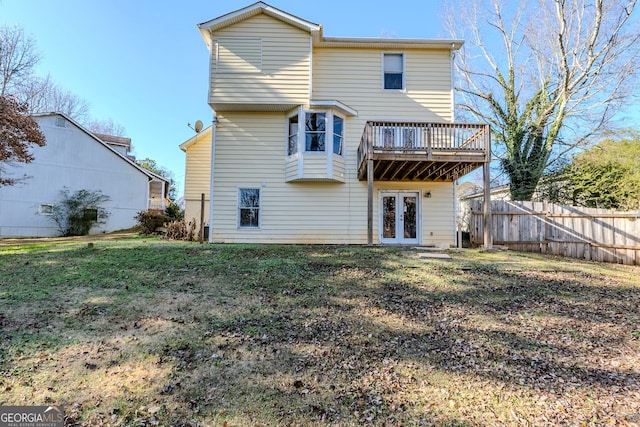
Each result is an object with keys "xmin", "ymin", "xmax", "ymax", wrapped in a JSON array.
[{"xmin": 194, "ymin": 120, "xmax": 203, "ymax": 133}]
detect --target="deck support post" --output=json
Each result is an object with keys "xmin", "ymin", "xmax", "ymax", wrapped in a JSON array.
[
  {"xmin": 367, "ymin": 157, "xmax": 374, "ymax": 246},
  {"xmin": 366, "ymin": 123, "xmax": 375, "ymax": 246}
]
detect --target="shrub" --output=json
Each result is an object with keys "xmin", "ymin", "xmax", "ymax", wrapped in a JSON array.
[
  {"xmin": 50, "ymin": 188, "xmax": 111, "ymax": 236},
  {"xmin": 164, "ymin": 203, "xmax": 184, "ymax": 221},
  {"xmin": 164, "ymin": 218, "xmax": 198, "ymax": 241},
  {"xmin": 135, "ymin": 211, "xmax": 170, "ymax": 234}
]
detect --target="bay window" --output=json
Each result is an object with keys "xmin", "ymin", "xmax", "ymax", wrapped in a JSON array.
[
  {"xmin": 285, "ymin": 108, "xmax": 346, "ymax": 183},
  {"xmin": 287, "ymin": 109, "xmax": 345, "ymax": 156}
]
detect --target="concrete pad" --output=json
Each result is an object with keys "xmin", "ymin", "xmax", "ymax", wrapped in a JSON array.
[{"xmin": 418, "ymin": 252, "xmax": 452, "ymax": 259}]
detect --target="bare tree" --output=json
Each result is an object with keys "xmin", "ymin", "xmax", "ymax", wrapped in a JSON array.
[
  {"xmin": 0, "ymin": 25, "xmax": 39, "ymax": 97},
  {"xmin": 84, "ymin": 117, "xmax": 127, "ymax": 137},
  {"xmin": 445, "ymin": 0, "xmax": 640, "ymax": 200},
  {"xmin": 17, "ymin": 74, "xmax": 91, "ymax": 123},
  {"xmin": 1, "ymin": 24, "xmax": 122, "ymax": 133}
]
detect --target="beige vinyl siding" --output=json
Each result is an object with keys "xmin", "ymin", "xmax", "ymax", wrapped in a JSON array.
[
  {"xmin": 301, "ymin": 155, "xmax": 327, "ymax": 179},
  {"xmin": 210, "ymin": 14, "xmax": 310, "ymax": 107},
  {"xmin": 284, "ymin": 156, "xmax": 298, "ymax": 181},
  {"xmin": 206, "ymin": 112, "xmax": 455, "ymax": 245},
  {"xmin": 212, "ymin": 112, "xmax": 368, "ymax": 243},
  {"xmin": 332, "ymin": 155, "xmax": 345, "ymax": 181},
  {"xmin": 312, "ymin": 48, "xmax": 453, "ymax": 122},
  {"xmin": 284, "ymin": 154, "xmax": 345, "ymax": 182},
  {"xmin": 183, "ymin": 130, "xmax": 212, "ymax": 226},
  {"xmin": 217, "ymin": 37, "xmax": 262, "ymax": 73}
]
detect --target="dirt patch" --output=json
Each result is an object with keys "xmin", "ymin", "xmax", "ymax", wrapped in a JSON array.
[{"xmin": 0, "ymin": 231, "xmax": 139, "ymax": 247}]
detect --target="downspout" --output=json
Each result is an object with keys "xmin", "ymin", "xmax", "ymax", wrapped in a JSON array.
[
  {"xmin": 454, "ymin": 179, "xmax": 459, "ymax": 248},
  {"xmin": 208, "ymin": 114, "xmax": 218, "ymax": 243},
  {"xmin": 450, "ymin": 44, "xmax": 456, "ymax": 122},
  {"xmin": 145, "ymin": 176, "xmax": 151, "ymax": 211},
  {"xmin": 451, "ymin": 44, "xmax": 458, "ymax": 247},
  {"xmin": 161, "ymin": 180, "xmax": 166, "ymax": 209}
]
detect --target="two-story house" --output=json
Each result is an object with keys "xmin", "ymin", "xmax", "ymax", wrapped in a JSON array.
[{"xmin": 181, "ymin": 2, "xmax": 491, "ymax": 246}]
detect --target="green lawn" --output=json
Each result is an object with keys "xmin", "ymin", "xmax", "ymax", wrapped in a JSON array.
[{"xmin": 0, "ymin": 237, "xmax": 638, "ymax": 426}]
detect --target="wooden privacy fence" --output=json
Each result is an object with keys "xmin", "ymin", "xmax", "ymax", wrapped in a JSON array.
[{"xmin": 470, "ymin": 200, "xmax": 640, "ymax": 265}]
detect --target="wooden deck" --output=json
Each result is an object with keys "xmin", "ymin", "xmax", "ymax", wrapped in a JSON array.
[
  {"xmin": 357, "ymin": 121, "xmax": 490, "ymax": 181},
  {"xmin": 358, "ymin": 121, "xmax": 492, "ymax": 246}
]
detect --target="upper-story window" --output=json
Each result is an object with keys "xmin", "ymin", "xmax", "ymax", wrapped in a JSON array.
[{"xmin": 383, "ymin": 53, "xmax": 404, "ymax": 90}]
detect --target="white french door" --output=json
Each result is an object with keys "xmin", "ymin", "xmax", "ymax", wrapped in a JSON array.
[{"xmin": 380, "ymin": 192, "xmax": 419, "ymax": 244}]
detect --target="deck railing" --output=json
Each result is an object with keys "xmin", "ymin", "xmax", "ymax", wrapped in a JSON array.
[
  {"xmin": 148, "ymin": 198, "xmax": 166, "ymax": 211},
  {"xmin": 357, "ymin": 121, "xmax": 490, "ymax": 171}
]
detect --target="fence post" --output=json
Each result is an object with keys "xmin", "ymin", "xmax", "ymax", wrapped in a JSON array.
[{"xmin": 199, "ymin": 193, "xmax": 205, "ymax": 244}]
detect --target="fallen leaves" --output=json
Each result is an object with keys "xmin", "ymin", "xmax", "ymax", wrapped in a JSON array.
[{"xmin": 1, "ymin": 243, "xmax": 639, "ymax": 426}]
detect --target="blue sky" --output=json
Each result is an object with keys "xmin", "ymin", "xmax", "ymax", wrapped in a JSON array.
[
  {"xmin": 1, "ymin": 0, "xmax": 449, "ymax": 198},
  {"xmin": 3, "ymin": 1, "xmax": 638, "ymax": 196}
]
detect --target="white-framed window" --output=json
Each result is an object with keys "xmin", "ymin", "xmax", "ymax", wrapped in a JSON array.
[
  {"xmin": 305, "ymin": 112, "xmax": 326, "ymax": 151},
  {"xmin": 383, "ymin": 53, "xmax": 405, "ymax": 90},
  {"xmin": 39, "ymin": 204, "xmax": 54, "ymax": 215},
  {"xmin": 238, "ymin": 188, "xmax": 260, "ymax": 228},
  {"xmin": 287, "ymin": 110, "xmax": 345, "ymax": 155},
  {"xmin": 287, "ymin": 114, "xmax": 298, "ymax": 156},
  {"xmin": 333, "ymin": 115, "xmax": 344, "ymax": 155}
]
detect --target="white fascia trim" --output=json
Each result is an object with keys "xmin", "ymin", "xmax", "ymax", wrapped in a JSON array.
[
  {"xmin": 317, "ymin": 37, "xmax": 464, "ymax": 50},
  {"xmin": 198, "ymin": 2, "xmax": 320, "ymax": 47},
  {"xmin": 309, "ymin": 99, "xmax": 358, "ymax": 117}
]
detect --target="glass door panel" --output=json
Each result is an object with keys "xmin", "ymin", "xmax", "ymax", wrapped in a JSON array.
[
  {"xmin": 403, "ymin": 195, "xmax": 417, "ymax": 239},
  {"xmin": 382, "ymin": 195, "xmax": 396, "ymax": 239}
]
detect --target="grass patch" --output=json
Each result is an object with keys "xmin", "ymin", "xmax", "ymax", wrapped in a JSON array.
[{"xmin": 1, "ymin": 238, "xmax": 639, "ymax": 426}]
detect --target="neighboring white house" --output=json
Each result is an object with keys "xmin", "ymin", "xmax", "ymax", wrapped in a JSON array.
[
  {"xmin": 181, "ymin": 2, "xmax": 491, "ymax": 246},
  {"xmin": 0, "ymin": 112, "xmax": 169, "ymax": 237}
]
